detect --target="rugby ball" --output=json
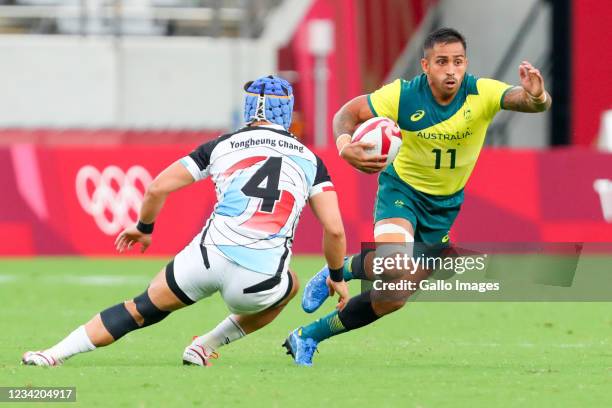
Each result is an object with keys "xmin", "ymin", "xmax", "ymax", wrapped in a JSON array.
[{"xmin": 351, "ymin": 117, "xmax": 402, "ymax": 165}]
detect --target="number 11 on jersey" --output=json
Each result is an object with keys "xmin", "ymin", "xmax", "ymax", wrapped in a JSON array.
[{"xmin": 432, "ymin": 148, "xmax": 456, "ymax": 169}]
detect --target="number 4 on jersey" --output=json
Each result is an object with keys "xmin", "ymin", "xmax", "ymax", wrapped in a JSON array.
[
  {"xmin": 240, "ymin": 157, "xmax": 296, "ymax": 235},
  {"xmin": 241, "ymin": 157, "xmax": 282, "ymax": 212}
]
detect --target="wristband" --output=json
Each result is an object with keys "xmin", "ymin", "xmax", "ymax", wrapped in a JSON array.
[
  {"xmin": 527, "ymin": 91, "xmax": 547, "ymax": 104},
  {"xmin": 329, "ymin": 266, "xmax": 344, "ymax": 282},
  {"xmin": 136, "ymin": 221, "xmax": 155, "ymax": 234}
]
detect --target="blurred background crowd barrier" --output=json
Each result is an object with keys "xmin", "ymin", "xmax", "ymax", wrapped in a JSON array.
[
  {"xmin": 2, "ymin": 145, "xmax": 611, "ymax": 255},
  {"xmin": 1, "ymin": 0, "xmax": 611, "ymax": 255}
]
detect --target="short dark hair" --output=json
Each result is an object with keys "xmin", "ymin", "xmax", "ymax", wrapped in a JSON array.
[{"xmin": 423, "ymin": 27, "xmax": 467, "ymax": 56}]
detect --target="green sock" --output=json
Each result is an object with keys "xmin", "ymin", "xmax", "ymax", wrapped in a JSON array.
[
  {"xmin": 342, "ymin": 256, "xmax": 354, "ymax": 281},
  {"xmin": 342, "ymin": 252, "xmax": 370, "ymax": 281},
  {"xmin": 299, "ymin": 310, "xmax": 347, "ymax": 342}
]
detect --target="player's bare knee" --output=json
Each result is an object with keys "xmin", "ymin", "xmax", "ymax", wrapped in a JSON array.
[
  {"xmin": 123, "ymin": 300, "xmax": 144, "ymax": 327},
  {"xmin": 390, "ymin": 298, "xmax": 407, "ymax": 312},
  {"xmin": 325, "ymin": 226, "xmax": 345, "ymax": 241},
  {"xmin": 374, "ymin": 299, "xmax": 406, "ymax": 316},
  {"xmin": 381, "ymin": 301, "xmax": 405, "ymax": 315}
]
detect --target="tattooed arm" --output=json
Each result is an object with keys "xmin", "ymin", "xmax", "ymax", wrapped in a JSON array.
[
  {"xmin": 502, "ymin": 61, "xmax": 552, "ymax": 113},
  {"xmin": 333, "ymin": 95, "xmax": 387, "ymax": 174},
  {"xmin": 503, "ymin": 86, "xmax": 552, "ymax": 113}
]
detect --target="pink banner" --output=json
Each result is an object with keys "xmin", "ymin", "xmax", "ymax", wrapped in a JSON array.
[
  {"xmin": 573, "ymin": 0, "xmax": 612, "ymax": 145},
  {"xmin": 1, "ymin": 145, "xmax": 611, "ymax": 256}
]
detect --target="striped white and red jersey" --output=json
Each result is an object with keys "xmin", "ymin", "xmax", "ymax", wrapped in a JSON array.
[{"xmin": 180, "ymin": 124, "xmax": 334, "ymax": 276}]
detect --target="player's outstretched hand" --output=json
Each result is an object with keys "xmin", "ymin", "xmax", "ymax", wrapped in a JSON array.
[
  {"xmin": 519, "ymin": 60, "xmax": 545, "ymax": 98},
  {"xmin": 340, "ymin": 141, "xmax": 388, "ymax": 174},
  {"xmin": 327, "ymin": 277, "xmax": 350, "ymax": 311},
  {"xmin": 115, "ymin": 226, "xmax": 152, "ymax": 254}
]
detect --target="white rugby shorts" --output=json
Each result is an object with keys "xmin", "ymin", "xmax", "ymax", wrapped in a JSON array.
[{"xmin": 166, "ymin": 234, "xmax": 292, "ymax": 314}]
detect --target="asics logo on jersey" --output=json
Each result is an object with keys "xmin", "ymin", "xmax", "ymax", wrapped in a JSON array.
[
  {"xmin": 75, "ymin": 165, "xmax": 152, "ymax": 236},
  {"xmin": 410, "ymin": 110, "xmax": 426, "ymax": 122}
]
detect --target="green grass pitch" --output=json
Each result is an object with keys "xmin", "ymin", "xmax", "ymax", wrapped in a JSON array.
[{"xmin": 0, "ymin": 257, "xmax": 610, "ymax": 407}]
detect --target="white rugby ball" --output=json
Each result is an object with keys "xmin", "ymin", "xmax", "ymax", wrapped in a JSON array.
[{"xmin": 351, "ymin": 117, "xmax": 402, "ymax": 165}]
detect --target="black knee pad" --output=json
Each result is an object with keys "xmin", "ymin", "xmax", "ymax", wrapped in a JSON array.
[
  {"xmin": 133, "ymin": 290, "xmax": 170, "ymax": 327},
  {"xmin": 100, "ymin": 303, "xmax": 139, "ymax": 341}
]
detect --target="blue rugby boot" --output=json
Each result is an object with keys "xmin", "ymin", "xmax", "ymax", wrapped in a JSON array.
[
  {"xmin": 302, "ymin": 257, "xmax": 352, "ymax": 313},
  {"xmin": 301, "ymin": 264, "xmax": 331, "ymax": 313},
  {"xmin": 282, "ymin": 329, "xmax": 318, "ymax": 367}
]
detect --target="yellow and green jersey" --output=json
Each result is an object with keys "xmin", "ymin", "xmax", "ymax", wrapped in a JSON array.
[{"xmin": 368, "ymin": 73, "xmax": 512, "ymax": 196}]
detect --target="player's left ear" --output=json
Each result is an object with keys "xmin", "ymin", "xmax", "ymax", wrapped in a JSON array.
[{"xmin": 420, "ymin": 57, "xmax": 429, "ymax": 74}]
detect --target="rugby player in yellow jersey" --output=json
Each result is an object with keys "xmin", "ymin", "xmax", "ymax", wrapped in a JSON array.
[{"xmin": 284, "ymin": 28, "xmax": 551, "ymax": 366}]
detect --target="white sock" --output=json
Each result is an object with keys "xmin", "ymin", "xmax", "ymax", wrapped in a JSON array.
[
  {"xmin": 46, "ymin": 325, "xmax": 96, "ymax": 361},
  {"xmin": 191, "ymin": 316, "xmax": 246, "ymax": 354}
]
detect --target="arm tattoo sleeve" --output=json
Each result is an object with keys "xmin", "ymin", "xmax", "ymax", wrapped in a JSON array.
[
  {"xmin": 333, "ymin": 109, "xmax": 359, "ymax": 139},
  {"xmin": 502, "ymin": 86, "xmax": 552, "ymax": 113}
]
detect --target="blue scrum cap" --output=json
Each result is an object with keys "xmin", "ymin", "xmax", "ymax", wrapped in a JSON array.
[{"xmin": 243, "ymin": 75, "xmax": 294, "ymax": 130}]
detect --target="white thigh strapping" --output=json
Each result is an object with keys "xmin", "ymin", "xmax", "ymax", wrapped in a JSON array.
[{"xmin": 373, "ymin": 223, "xmax": 414, "ymax": 242}]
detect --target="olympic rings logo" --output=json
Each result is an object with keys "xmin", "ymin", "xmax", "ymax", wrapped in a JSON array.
[{"xmin": 75, "ymin": 165, "xmax": 152, "ymax": 235}]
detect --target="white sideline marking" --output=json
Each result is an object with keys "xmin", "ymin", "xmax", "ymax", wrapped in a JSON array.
[
  {"xmin": 453, "ymin": 341, "xmax": 598, "ymax": 349},
  {"xmin": 67, "ymin": 275, "xmax": 149, "ymax": 286},
  {"xmin": 0, "ymin": 274, "xmax": 149, "ymax": 286},
  {"xmin": 0, "ymin": 274, "xmax": 17, "ymax": 283}
]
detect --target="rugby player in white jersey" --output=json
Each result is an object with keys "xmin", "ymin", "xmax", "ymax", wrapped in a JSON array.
[{"xmin": 22, "ymin": 75, "xmax": 349, "ymax": 367}]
